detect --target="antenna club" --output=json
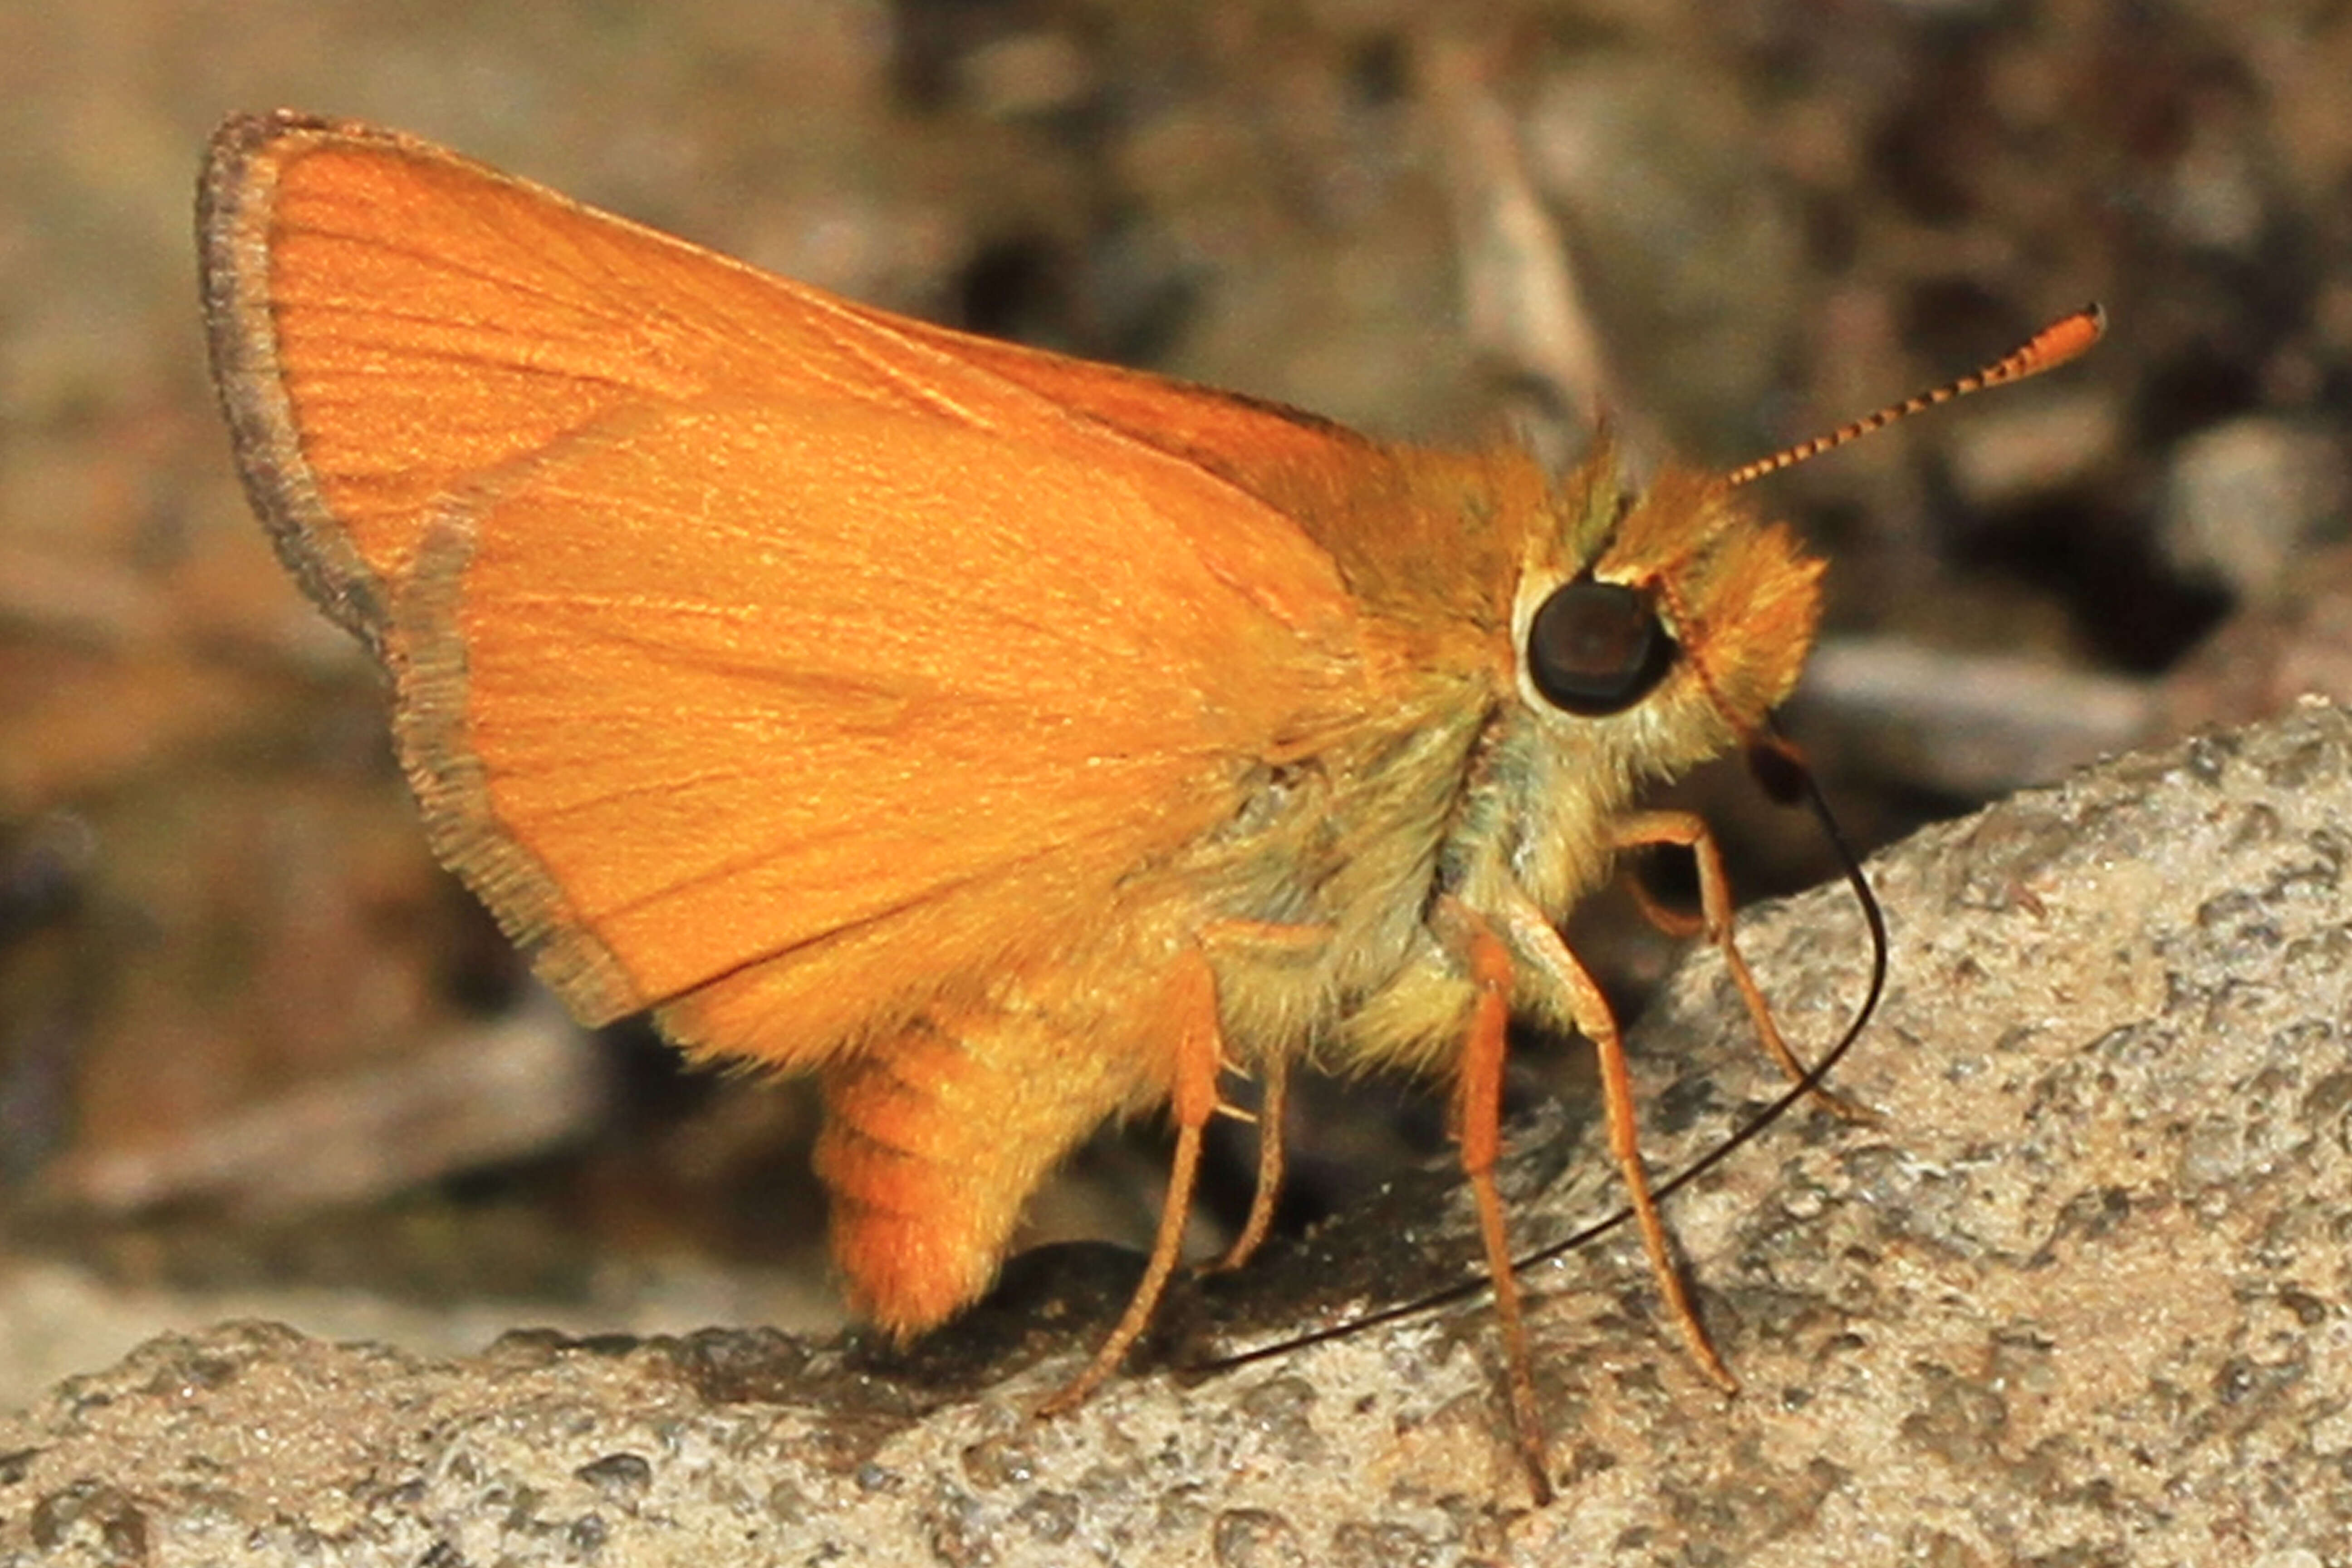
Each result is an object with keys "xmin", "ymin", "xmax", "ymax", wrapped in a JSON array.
[
  {"xmin": 2034, "ymin": 301, "xmax": 2107, "ymax": 368},
  {"xmin": 1725, "ymin": 303, "xmax": 2107, "ymax": 490}
]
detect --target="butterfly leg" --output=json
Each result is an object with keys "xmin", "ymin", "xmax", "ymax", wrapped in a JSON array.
[
  {"xmin": 1036, "ymin": 945, "xmax": 1224, "ymax": 1416},
  {"xmin": 1194, "ymin": 915, "xmax": 1329, "ymax": 1274},
  {"xmin": 1621, "ymin": 861, "xmax": 1706, "ymax": 940},
  {"xmin": 1611, "ymin": 810, "xmax": 1871, "ymax": 1121},
  {"xmin": 1492, "ymin": 892, "xmax": 1738, "ymax": 1396},
  {"xmin": 1436, "ymin": 897, "xmax": 1556, "ymax": 1507},
  {"xmin": 1207, "ymin": 1051, "xmax": 1288, "ymax": 1274}
]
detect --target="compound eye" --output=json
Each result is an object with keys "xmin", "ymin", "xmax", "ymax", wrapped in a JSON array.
[{"xmin": 1524, "ymin": 579, "xmax": 1676, "ymax": 716}]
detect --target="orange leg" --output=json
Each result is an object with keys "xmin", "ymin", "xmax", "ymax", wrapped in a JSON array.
[
  {"xmin": 1037, "ymin": 946, "xmax": 1224, "ymax": 1416},
  {"xmin": 1622, "ymin": 861, "xmax": 1705, "ymax": 941},
  {"xmin": 1495, "ymin": 894, "xmax": 1738, "ymax": 1396},
  {"xmin": 1208, "ymin": 1051, "xmax": 1288, "ymax": 1274},
  {"xmin": 1191, "ymin": 915, "xmax": 1326, "ymax": 1276},
  {"xmin": 1438, "ymin": 898, "xmax": 1555, "ymax": 1508},
  {"xmin": 1612, "ymin": 810, "xmax": 1872, "ymax": 1122}
]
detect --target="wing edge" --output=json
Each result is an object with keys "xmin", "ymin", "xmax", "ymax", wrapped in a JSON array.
[{"xmin": 200, "ymin": 111, "xmax": 407, "ymax": 646}]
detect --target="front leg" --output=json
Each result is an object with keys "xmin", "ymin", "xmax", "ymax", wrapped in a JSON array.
[
  {"xmin": 1487, "ymin": 890, "xmax": 1739, "ymax": 1394},
  {"xmin": 1612, "ymin": 809, "xmax": 1871, "ymax": 1122}
]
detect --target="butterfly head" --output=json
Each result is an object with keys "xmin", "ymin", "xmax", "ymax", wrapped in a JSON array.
[{"xmin": 1509, "ymin": 448, "xmax": 1824, "ymax": 784}]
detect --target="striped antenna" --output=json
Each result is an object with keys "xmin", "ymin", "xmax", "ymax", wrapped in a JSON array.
[{"xmin": 1725, "ymin": 303, "xmax": 2106, "ymax": 488}]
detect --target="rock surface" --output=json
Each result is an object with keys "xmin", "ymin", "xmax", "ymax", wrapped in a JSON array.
[{"xmin": 7, "ymin": 701, "xmax": 2352, "ymax": 1564}]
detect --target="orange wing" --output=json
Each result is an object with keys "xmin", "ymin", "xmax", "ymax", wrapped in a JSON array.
[
  {"xmin": 201, "ymin": 113, "xmax": 1381, "ymax": 647},
  {"xmin": 201, "ymin": 113, "xmax": 1382, "ymax": 1068}
]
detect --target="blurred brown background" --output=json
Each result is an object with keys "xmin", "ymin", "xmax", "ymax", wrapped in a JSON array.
[{"xmin": 1, "ymin": 0, "xmax": 2342, "ymax": 1410}]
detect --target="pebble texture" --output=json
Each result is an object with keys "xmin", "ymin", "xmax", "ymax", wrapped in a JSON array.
[{"xmin": 5, "ymin": 702, "xmax": 2351, "ymax": 1565}]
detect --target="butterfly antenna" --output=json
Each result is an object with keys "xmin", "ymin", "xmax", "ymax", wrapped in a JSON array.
[{"xmin": 1723, "ymin": 304, "xmax": 2106, "ymax": 489}]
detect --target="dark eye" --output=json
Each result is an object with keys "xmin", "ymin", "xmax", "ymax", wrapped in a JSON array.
[{"xmin": 1524, "ymin": 579, "xmax": 1676, "ymax": 715}]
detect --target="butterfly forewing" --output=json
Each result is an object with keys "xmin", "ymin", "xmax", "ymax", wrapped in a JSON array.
[
  {"xmin": 395, "ymin": 395, "xmax": 1371, "ymax": 1053},
  {"xmin": 203, "ymin": 113, "xmax": 1390, "ymax": 1069}
]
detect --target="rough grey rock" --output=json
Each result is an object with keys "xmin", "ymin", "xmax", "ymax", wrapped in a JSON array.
[{"xmin": 6, "ymin": 701, "xmax": 2352, "ymax": 1565}]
